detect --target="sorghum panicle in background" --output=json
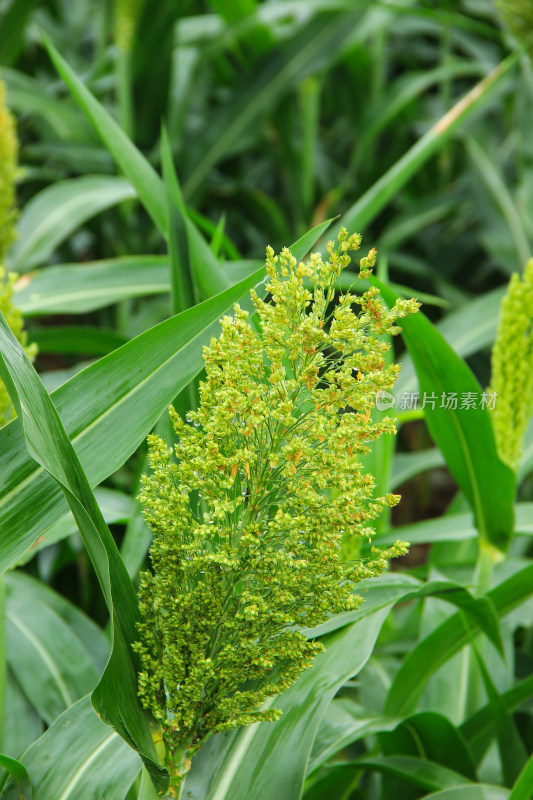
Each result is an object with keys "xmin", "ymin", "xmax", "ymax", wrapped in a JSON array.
[
  {"xmin": 495, "ymin": 0, "xmax": 533, "ymax": 46},
  {"xmin": 0, "ymin": 77, "xmax": 36, "ymax": 425},
  {"xmin": 135, "ymin": 229, "xmax": 418, "ymax": 794},
  {"xmin": 489, "ymin": 258, "xmax": 533, "ymax": 472},
  {"xmin": 114, "ymin": 0, "xmax": 144, "ymax": 51},
  {"xmin": 0, "ymin": 77, "xmax": 18, "ymax": 262}
]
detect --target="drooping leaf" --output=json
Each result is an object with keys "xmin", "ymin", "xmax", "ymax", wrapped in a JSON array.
[
  {"xmin": 9, "ymin": 177, "xmax": 136, "ymax": 273},
  {"xmin": 1, "ymin": 696, "xmax": 140, "ymax": 800}
]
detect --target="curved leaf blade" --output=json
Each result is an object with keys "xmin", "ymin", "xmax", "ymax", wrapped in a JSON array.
[
  {"xmin": 0, "ymin": 312, "xmax": 167, "ymax": 791},
  {"xmin": 9, "ymin": 177, "xmax": 136, "ymax": 273},
  {"xmin": 1, "ymin": 697, "xmax": 140, "ymax": 800}
]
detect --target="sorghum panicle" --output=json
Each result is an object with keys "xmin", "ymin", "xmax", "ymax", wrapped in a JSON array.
[{"xmin": 135, "ymin": 229, "xmax": 418, "ymax": 794}]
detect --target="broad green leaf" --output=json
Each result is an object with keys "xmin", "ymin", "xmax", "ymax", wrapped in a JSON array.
[
  {"xmin": 43, "ymin": 37, "xmax": 167, "ymax": 237},
  {"xmin": 379, "ymin": 712, "xmax": 477, "ymax": 782},
  {"xmin": 3, "ymin": 669, "xmax": 43, "ymax": 760},
  {"xmin": 391, "ymin": 449, "xmax": 445, "ymax": 489},
  {"xmin": 0, "ymin": 267, "xmax": 263, "ymax": 576},
  {"xmin": 5, "ymin": 576, "xmax": 100, "ymax": 724},
  {"xmin": 309, "ymin": 698, "xmax": 398, "ymax": 773},
  {"xmin": 5, "ymin": 572, "xmax": 109, "ymax": 675},
  {"xmin": 384, "ymin": 563, "xmax": 533, "ymax": 717},
  {"xmin": 351, "ymin": 755, "xmax": 471, "ymax": 792},
  {"xmin": 1, "ymin": 696, "xmax": 140, "ymax": 800},
  {"xmin": 14, "ymin": 257, "xmax": 170, "ymax": 316},
  {"xmin": 375, "ymin": 278, "xmax": 515, "ymax": 552},
  {"xmin": 3, "ymin": 67, "xmax": 91, "ymax": 142},
  {"xmin": 9, "ymin": 177, "xmax": 136, "ymax": 273},
  {"xmin": 378, "ymin": 513, "xmax": 478, "ymax": 547},
  {"xmin": 378, "ymin": 503, "xmax": 533, "ymax": 548},
  {"xmin": 31, "ymin": 326, "xmax": 127, "ymax": 356},
  {"xmin": 0, "ymin": 754, "xmax": 31, "ymax": 800},
  {"xmin": 303, "ymin": 576, "xmax": 502, "ymax": 657},
  {"xmin": 0, "ymin": 314, "xmax": 167, "ymax": 791}
]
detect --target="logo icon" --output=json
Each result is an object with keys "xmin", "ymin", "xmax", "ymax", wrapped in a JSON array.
[{"xmin": 375, "ymin": 390, "xmax": 396, "ymax": 411}]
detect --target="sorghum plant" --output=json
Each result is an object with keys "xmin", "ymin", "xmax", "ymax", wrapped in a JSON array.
[{"xmin": 135, "ymin": 230, "xmax": 418, "ymax": 796}]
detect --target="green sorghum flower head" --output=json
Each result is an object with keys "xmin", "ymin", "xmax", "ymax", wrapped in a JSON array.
[
  {"xmin": 114, "ymin": 0, "xmax": 144, "ymax": 51},
  {"xmin": 135, "ymin": 229, "xmax": 418, "ymax": 793},
  {"xmin": 0, "ymin": 76, "xmax": 18, "ymax": 262},
  {"xmin": 495, "ymin": 0, "xmax": 533, "ymax": 46},
  {"xmin": 0, "ymin": 268, "xmax": 37, "ymax": 424},
  {"xmin": 488, "ymin": 258, "xmax": 533, "ymax": 471}
]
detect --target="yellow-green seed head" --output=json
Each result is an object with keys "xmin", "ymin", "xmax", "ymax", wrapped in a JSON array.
[
  {"xmin": 0, "ymin": 77, "xmax": 18, "ymax": 262},
  {"xmin": 0, "ymin": 268, "xmax": 37, "ymax": 424},
  {"xmin": 495, "ymin": 0, "xmax": 533, "ymax": 46},
  {"xmin": 135, "ymin": 230, "xmax": 418, "ymax": 790},
  {"xmin": 114, "ymin": 0, "xmax": 144, "ymax": 51},
  {"xmin": 488, "ymin": 258, "xmax": 533, "ymax": 471}
]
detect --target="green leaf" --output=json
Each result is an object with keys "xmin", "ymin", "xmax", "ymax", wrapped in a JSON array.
[
  {"xmin": 384, "ymin": 563, "xmax": 533, "ymax": 717},
  {"xmin": 465, "ymin": 137, "xmax": 530, "ymax": 270},
  {"xmin": 378, "ymin": 513, "xmax": 478, "ymax": 547},
  {"xmin": 9, "ymin": 177, "xmax": 136, "ymax": 273},
  {"xmin": 0, "ymin": 753, "xmax": 31, "ymax": 800},
  {"xmin": 0, "ymin": 0, "xmax": 39, "ymax": 64},
  {"xmin": 3, "ymin": 67, "xmax": 91, "ymax": 143},
  {"xmin": 395, "ymin": 287, "xmax": 507, "ymax": 396},
  {"xmin": 379, "ymin": 712, "xmax": 477, "ymax": 782},
  {"xmin": 308, "ymin": 698, "xmax": 397, "ymax": 774},
  {"xmin": 3, "ymin": 68, "xmax": 92, "ymax": 143},
  {"xmin": 1, "ymin": 696, "xmax": 140, "ymax": 800},
  {"xmin": 5, "ymin": 572, "xmax": 109, "ymax": 675},
  {"xmin": 375, "ymin": 277, "xmax": 516, "ymax": 552},
  {"xmin": 5, "ymin": 576, "xmax": 100, "ymax": 724},
  {"xmin": 471, "ymin": 645, "xmax": 528, "ymax": 786},
  {"xmin": 14, "ymin": 257, "xmax": 170, "ymax": 316},
  {"xmin": 461, "ymin": 674, "xmax": 533, "ymax": 763},
  {"xmin": 391, "ymin": 449, "xmax": 445, "ymax": 489},
  {"xmin": 0, "ymin": 314, "xmax": 167, "ymax": 791},
  {"xmin": 42, "ymin": 37, "xmax": 167, "ymax": 237},
  {"xmin": 415, "ymin": 787, "xmax": 508, "ymax": 800},
  {"xmin": 30, "ymin": 326, "xmax": 127, "ymax": 356},
  {"xmin": 351, "ymin": 755, "xmax": 471, "ymax": 792},
  {"xmin": 3, "ymin": 669, "xmax": 43, "ymax": 760},
  {"xmin": 161, "ymin": 126, "xmax": 195, "ymax": 314},
  {"xmin": 16, "ymin": 488, "xmax": 133, "ymax": 568},
  {"xmin": 509, "ymin": 753, "xmax": 533, "ymax": 800}
]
